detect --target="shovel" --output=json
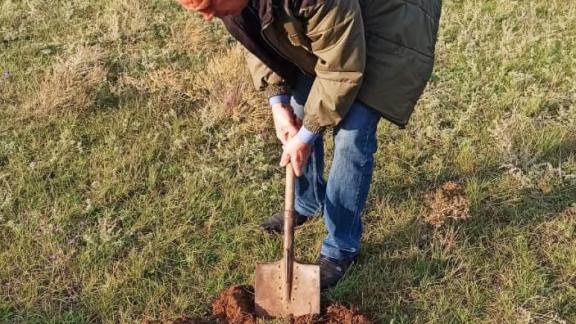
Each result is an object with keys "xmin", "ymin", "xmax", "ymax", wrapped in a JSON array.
[{"xmin": 255, "ymin": 164, "xmax": 321, "ymax": 319}]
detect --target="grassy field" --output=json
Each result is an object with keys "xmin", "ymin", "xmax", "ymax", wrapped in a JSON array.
[{"xmin": 1, "ymin": 0, "xmax": 575, "ymax": 322}]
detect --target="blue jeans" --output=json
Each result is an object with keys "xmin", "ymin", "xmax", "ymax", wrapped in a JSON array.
[{"xmin": 291, "ymin": 75, "xmax": 381, "ymax": 260}]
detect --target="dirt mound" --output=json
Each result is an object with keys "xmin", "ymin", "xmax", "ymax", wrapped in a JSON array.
[
  {"xmin": 144, "ymin": 285, "xmax": 372, "ymax": 323},
  {"xmin": 142, "ymin": 286, "xmax": 373, "ymax": 324},
  {"xmin": 211, "ymin": 285, "xmax": 372, "ymax": 323},
  {"xmin": 424, "ymin": 181, "xmax": 470, "ymax": 227},
  {"xmin": 325, "ymin": 304, "xmax": 372, "ymax": 323},
  {"xmin": 212, "ymin": 285, "xmax": 256, "ymax": 323},
  {"xmin": 291, "ymin": 304, "xmax": 372, "ymax": 323}
]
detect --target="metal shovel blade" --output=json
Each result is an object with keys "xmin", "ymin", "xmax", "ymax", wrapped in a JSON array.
[
  {"xmin": 255, "ymin": 260, "xmax": 320, "ymax": 318},
  {"xmin": 254, "ymin": 165, "xmax": 320, "ymax": 319}
]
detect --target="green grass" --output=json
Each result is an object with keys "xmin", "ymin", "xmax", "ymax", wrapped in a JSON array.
[{"xmin": 1, "ymin": 0, "xmax": 575, "ymax": 322}]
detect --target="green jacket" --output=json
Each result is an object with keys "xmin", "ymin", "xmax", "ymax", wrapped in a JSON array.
[{"xmin": 223, "ymin": 0, "xmax": 442, "ymax": 132}]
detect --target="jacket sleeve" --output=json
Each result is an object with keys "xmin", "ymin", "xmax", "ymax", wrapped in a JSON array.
[
  {"xmin": 300, "ymin": 0, "xmax": 366, "ymax": 132},
  {"xmin": 244, "ymin": 50, "xmax": 291, "ymax": 99}
]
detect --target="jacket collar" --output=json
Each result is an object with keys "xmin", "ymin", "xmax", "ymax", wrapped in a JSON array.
[{"xmin": 246, "ymin": 0, "xmax": 275, "ymax": 29}]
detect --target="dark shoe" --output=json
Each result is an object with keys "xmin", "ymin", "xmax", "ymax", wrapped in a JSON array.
[
  {"xmin": 317, "ymin": 254, "xmax": 357, "ymax": 290},
  {"xmin": 259, "ymin": 211, "xmax": 310, "ymax": 234}
]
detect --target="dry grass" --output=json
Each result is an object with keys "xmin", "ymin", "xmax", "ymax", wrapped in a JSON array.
[
  {"xmin": 24, "ymin": 46, "xmax": 107, "ymax": 118},
  {"xmin": 100, "ymin": 0, "xmax": 148, "ymax": 42},
  {"xmin": 194, "ymin": 45, "xmax": 269, "ymax": 131},
  {"xmin": 166, "ymin": 18, "xmax": 212, "ymax": 53},
  {"xmin": 424, "ymin": 182, "xmax": 471, "ymax": 228}
]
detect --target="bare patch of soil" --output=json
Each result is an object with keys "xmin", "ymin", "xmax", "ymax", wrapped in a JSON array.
[
  {"xmin": 145, "ymin": 285, "xmax": 372, "ymax": 323},
  {"xmin": 424, "ymin": 181, "xmax": 470, "ymax": 227},
  {"xmin": 212, "ymin": 285, "xmax": 256, "ymax": 324}
]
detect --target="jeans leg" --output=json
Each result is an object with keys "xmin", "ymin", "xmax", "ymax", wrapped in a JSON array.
[
  {"xmin": 290, "ymin": 75, "xmax": 326, "ymax": 217},
  {"xmin": 320, "ymin": 101, "xmax": 380, "ymax": 260}
]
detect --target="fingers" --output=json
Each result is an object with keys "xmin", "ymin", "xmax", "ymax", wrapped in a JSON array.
[
  {"xmin": 195, "ymin": 0, "xmax": 211, "ymax": 10},
  {"xmin": 292, "ymin": 156, "xmax": 303, "ymax": 177},
  {"xmin": 177, "ymin": 0, "xmax": 210, "ymax": 10},
  {"xmin": 280, "ymin": 148, "xmax": 304, "ymax": 176},
  {"xmin": 176, "ymin": 0, "xmax": 195, "ymax": 10},
  {"xmin": 280, "ymin": 151, "xmax": 290, "ymax": 167},
  {"xmin": 280, "ymin": 153, "xmax": 302, "ymax": 176}
]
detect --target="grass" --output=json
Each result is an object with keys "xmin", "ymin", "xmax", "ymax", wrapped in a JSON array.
[{"xmin": 1, "ymin": 0, "xmax": 575, "ymax": 322}]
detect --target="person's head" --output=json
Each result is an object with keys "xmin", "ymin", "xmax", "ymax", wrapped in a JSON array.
[{"xmin": 177, "ymin": 0, "xmax": 249, "ymax": 20}]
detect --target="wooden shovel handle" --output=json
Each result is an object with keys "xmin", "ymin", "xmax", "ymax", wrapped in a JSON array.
[
  {"xmin": 283, "ymin": 164, "xmax": 296, "ymax": 301},
  {"xmin": 284, "ymin": 164, "xmax": 296, "ymax": 259}
]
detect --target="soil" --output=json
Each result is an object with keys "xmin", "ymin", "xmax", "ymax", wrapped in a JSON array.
[
  {"xmin": 144, "ymin": 285, "xmax": 372, "ymax": 324},
  {"xmin": 211, "ymin": 285, "xmax": 372, "ymax": 324},
  {"xmin": 292, "ymin": 304, "xmax": 372, "ymax": 323},
  {"xmin": 212, "ymin": 285, "xmax": 256, "ymax": 324}
]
